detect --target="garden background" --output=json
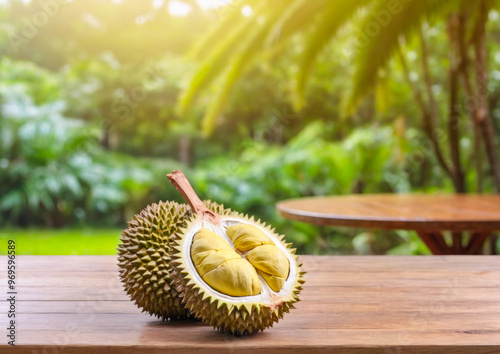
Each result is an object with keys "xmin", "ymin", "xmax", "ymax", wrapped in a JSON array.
[{"xmin": 1, "ymin": 0, "xmax": 499, "ymax": 255}]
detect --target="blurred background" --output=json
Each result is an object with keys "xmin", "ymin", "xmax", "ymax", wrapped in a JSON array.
[{"xmin": 1, "ymin": 0, "xmax": 499, "ymax": 255}]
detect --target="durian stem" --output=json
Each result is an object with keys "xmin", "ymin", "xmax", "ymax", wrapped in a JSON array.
[{"xmin": 167, "ymin": 170, "xmax": 221, "ymax": 225}]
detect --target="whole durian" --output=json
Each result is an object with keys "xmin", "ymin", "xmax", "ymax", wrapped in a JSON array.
[
  {"xmin": 167, "ymin": 170, "xmax": 305, "ymax": 335},
  {"xmin": 117, "ymin": 199, "xmax": 231, "ymax": 319},
  {"xmin": 117, "ymin": 201, "xmax": 189, "ymax": 319}
]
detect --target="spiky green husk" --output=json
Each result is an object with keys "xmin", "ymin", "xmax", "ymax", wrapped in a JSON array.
[
  {"xmin": 117, "ymin": 201, "xmax": 190, "ymax": 319},
  {"xmin": 171, "ymin": 206, "xmax": 305, "ymax": 335}
]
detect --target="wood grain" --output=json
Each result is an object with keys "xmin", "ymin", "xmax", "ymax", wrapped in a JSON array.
[
  {"xmin": 276, "ymin": 194, "xmax": 500, "ymax": 231},
  {"xmin": 1, "ymin": 255, "xmax": 500, "ymax": 353}
]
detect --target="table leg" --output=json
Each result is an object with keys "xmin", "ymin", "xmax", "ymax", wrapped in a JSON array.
[
  {"xmin": 416, "ymin": 231, "xmax": 450, "ymax": 255},
  {"xmin": 465, "ymin": 232, "xmax": 491, "ymax": 255},
  {"xmin": 416, "ymin": 231, "xmax": 493, "ymax": 255},
  {"xmin": 452, "ymin": 232, "xmax": 462, "ymax": 253},
  {"xmin": 490, "ymin": 235, "xmax": 498, "ymax": 255},
  {"xmin": 431, "ymin": 232, "xmax": 450, "ymax": 254}
]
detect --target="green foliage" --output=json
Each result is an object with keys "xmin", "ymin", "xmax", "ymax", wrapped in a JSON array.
[
  {"xmin": 178, "ymin": 0, "xmax": 463, "ymax": 133},
  {"xmin": 0, "ymin": 58, "xmax": 60, "ymax": 104},
  {"xmin": 0, "ymin": 58, "xmax": 182, "ymax": 227},
  {"xmin": 0, "ymin": 54, "xmax": 459, "ymax": 254},
  {"xmin": 2, "ymin": 1, "xmax": 498, "ymax": 255},
  {"xmin": 191, "ymin": 120, "xmax": 426, "ymax": 254},
  {"xmin": 177, "ymin": 0, "xmax": 500, "ymax": 195},
  {"xmin": 294, "ymin": 0, "xmax": 370, "ymax": 110},
  {"xmin": 385, "ymin": 231, "xmax": 432, "ymax": 255},
  {"xmin": 348, "ymin": 0, "xmax": 453, "ymax": 110}
]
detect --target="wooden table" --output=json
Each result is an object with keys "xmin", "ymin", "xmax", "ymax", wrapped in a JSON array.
[
  {"xmin": 277, "ymin": 194, "xmax": 500, "ymax": 255},
  {"xmin": 3, "ymin": 255, "xmax": 500, "ymax": 353}
]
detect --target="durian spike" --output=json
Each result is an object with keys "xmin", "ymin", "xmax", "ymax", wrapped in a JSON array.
[{"xmin": 167, "ymin": 170, "xmax": 221, "ymax": 225}]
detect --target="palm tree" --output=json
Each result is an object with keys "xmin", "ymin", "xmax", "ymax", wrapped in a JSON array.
[{"xmin": 179, "ymin": 0, "xmax": 500, "ymax": 193}]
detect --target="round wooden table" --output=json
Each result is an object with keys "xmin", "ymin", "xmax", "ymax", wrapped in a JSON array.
[{"xmin": 277, "ymin": 194, "xmax": 500, "ymax": 255}]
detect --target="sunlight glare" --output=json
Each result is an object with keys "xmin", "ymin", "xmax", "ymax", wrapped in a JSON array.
[
  {"xmin": 153, "ymin": 0, "xmax": 164, "ymax": 10},
  {"xmin": 241, "ymin": 5, "xmax": 252, "ymax": 17},
  {"xmin": 196, "ymin": 0, "xmax": 232, "ymax": 9},
  {"xmin": 168, "ymin": 0, "xmax": 192, "ymax": 17}
]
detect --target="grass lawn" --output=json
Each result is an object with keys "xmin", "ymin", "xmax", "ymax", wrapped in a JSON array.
[{"xmin": 0, "ymin": 228, "xmax": 123, "ymax": 255}]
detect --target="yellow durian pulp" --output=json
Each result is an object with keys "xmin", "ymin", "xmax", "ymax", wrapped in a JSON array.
[{"xmin": 190, "ymin": 224, "xmax": 290, "ymax": 296}]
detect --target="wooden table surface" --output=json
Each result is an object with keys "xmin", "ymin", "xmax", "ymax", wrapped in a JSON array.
[
  {"xmin": 2, "ymin": 255, "xmax": 500, "ymax": 353},
  {"xmin": 276, "ymin": 194, "xmax": 500, "ymax": 231},
  {"xmin": 277, "ymin": 194, "xmax": 500, "ymax": 255}
]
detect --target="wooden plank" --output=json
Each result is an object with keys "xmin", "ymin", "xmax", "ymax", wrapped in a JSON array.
[
  {"xmin": 11, "ymin": 328, "xmax": 500, "ymax": 346},
  {"xmin": 9, "ymin": 344, "xmax": 500, "ymax": 354},
  {"xmin": 11, "ymin": 255, "xmax": 500, "ymax": 276},
  {"xmin": 12, "ymin": 312, "xmax": 500, "ymax": 331},
  {"xmin": 1, "ymin": 255, "xmax": 500, "ymax": 353},
  {"xmin": 13, "ymin": 299, "xmax": 500, "ymax": 315},
  {"xmin": 12, "ymin": 254, "xmax": 500, "ymax": 270},
  {"xmin": 10, "ymin": 267, "xmax": 500, "ymax": 286},
  {"xmin": 8, "ymin": 286, "xmax": 500, "ymax": 302},
  {"xmin": 9, "ymin": 342, "xmax": 500, "ymax": 354}
]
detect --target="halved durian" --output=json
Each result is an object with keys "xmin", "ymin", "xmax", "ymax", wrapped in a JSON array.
[{"xmin": 168, "ymin": 170, "xmax": 305, "ymax": 335}]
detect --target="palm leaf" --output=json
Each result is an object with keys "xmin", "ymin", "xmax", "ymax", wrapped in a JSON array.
[
  {"xmin": 201, "ymin": 55, "xmax": 247, "ymax": 136},
  {"xmin": 264, "ymin": 0, "xmax": 331, "ymax": 49},
  {"xmin": 179, "ymin": 0, "xmax": 331, "ymax": 114},
  {"xmin": 177, "ymin": 9, "xmax": 256, "ymax": 115},
  {"xmin": 293, "ymin": 0, "xmax": 371, "ymax": 110},
  {"xmin": 178, "ymin": 0, "xmax": 289, "ymax": 116},
  {"xmin": 348, "ymin": 0, "xmax": 455, "ymax": 111},
  {"xmin": 201, "ymin": 9, "xmax": 281, "ymax": 135},
  {"xmin": 187, "ymin": 0, "xmax": 257, "ymax": 60},
  {"xmin": 196, "ymin": 0, "xmax": 338, "ymax": 133},
  {"xmin": 261, "ymin": 0, "xmax": 335, "ymax": 65},
  {"xmin": 181, "ymin": 0, "xmax": 464, "ymax": 134}
]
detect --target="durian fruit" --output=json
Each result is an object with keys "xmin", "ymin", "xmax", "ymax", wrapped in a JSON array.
[
  {"xmin": 168, "ymin": 170, "xmax": 305, "ymax": 335},
  {"xmin": 117, "ymin": 199, "xmax": 230, "ymax": 319},
  {"xmin": 117, "ymin": 201, "xmax": 190, "ymax": 319}
]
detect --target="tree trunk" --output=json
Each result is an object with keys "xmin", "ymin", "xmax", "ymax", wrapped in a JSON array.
[
  {"xmin": 455, "ymin": 11, "xmax": 483, "ymax": 192},
  {"xmin": 418, "ymin": 26, "xmax": 438, "ymax": 129},
  {"xmin": 50, "ymin": 199, "xmax": 65, "ymax": 228},
  {"xmin": 448, "ymin": 66, "xmax": 466, "ymax": 193},
  {"xmin": 446, "ymin": 14, "xmax": 466, "ymax": 193},
  {"xmin": 101, "ymin": 118, "xmax": 112, "ymax": 150},
  {"xmin": 396, "ymin": 45, "xmax": 454, "ymax": 184},
  {"xmin": 473, "ymin": 0, "xmax": 500, "ymax": 192},
  {"xmin": 179, "ymin": 134, "xmax": 192, "ymax": 166}
]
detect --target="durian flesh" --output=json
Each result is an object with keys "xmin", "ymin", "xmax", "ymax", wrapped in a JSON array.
[
  {"xmin": 171, "ymin": 210, "xmax": 304, "ymax": 335},
  {"xmin": 191, "ymin": 225, "xmax": 290, "ymax": 296}
]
